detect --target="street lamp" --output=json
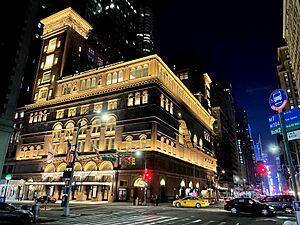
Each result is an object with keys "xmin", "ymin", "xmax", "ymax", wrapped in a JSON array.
[
  {"xmin": 63, "ymin": 121, "xmax": 86, "ymax": 217},
  {"xmin": 3, "ymin": 174, "xmax": 12, "ymax": 202}
]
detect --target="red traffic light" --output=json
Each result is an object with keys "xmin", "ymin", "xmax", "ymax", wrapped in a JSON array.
[
  {"xmin": 143, "ymin": 169, "xmax": 152, "ymax": 181},
  {"xmin": 256, "ymin": 162, "xmax": 268, "ymax": 175}
]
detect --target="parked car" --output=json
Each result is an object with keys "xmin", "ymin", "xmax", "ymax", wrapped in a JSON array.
[
  {"xmin": 224, "ymin": 197, "xmax": 276, "ymax": 216},
  {"xmin": 260, "ymin": 195, "xmax": 294, "ymax": 213},
  {"xmin": 35, "ymin": 196, "xmax": 57, "ymax": 204},
  {"xmin": 173, "ymin": 196, "xmax": 210, "ymax": 208},
  {"xmin": 0, "ymin": 202, "xmax": 34, "ymax": 224}
]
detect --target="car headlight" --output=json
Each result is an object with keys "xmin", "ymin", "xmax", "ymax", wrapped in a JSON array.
[{"xmin": 269, "ymin": 206, "xmax": 274, "ymax": 210}]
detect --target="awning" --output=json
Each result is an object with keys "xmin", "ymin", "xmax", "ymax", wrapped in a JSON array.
[{"xmin": 25, "ymin": 181, "xmax": 112, "ymax": 186}]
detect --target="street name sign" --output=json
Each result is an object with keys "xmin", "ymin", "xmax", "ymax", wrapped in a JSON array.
[{"xmin": 287, "ymin": 130, "xmax": 300, "ymax": 141}]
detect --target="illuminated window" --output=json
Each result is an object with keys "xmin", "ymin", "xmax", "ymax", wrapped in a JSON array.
[
  {"xmin": 80, "ymin": 80, "xmax": 86, "ymax": 91},
  {"xmin": 142, "ymin": 91, "xmax": 148, "ymax": 104},
  {"xmin": 143, "ymin": 64, "xmax": 149, "ymax": 76},
  {"xmin": 56, "ymin": 109, "xmax": 64, "ymax": 119},
  {"xmin": 105, "ymin": 116, "xmax": 116, "ymax": 133},
  {"xmin": 128, "ymin": 94, "xmax": 134, "ymax": 106},
  {"xmin": 47, "ymin": 38, "xmax": 57, "ymax": 53},
  {"xmin": 108, "ymin": 100, "xmax": 117, "ymax": 110},
  {"xmin": 93, "ymin": 102, "xmax": 103, "ymax": 112},
  {"xmin": 68, "ymin": 107, "xmax": 77, "ymax": 117},
  {"xmin": 136, "ymin": 66, "xmax": 142, "ymax": 78},
  {"xmin": 118, "ymin": 71, "xmax": 124, "ymax": 82},
  {"xmin": 39, "ymin": 89, "xmax": 48, "ymax": 100},
  {"xmin": 135, "ymin": 92, "xmax": 141, "ymax": 105},
  {"xmin": 44, "ymin": 54, "xmax": 54, "ymax": 69},
  {"xmin": 86, "ymin": 79, "xmax": 91, "ymax": 89},
  {"xmin": 91, "ymin": 78, "xmax": 96, "ymax": 88},
  {"xmin": 98, "ymin": 78, "xmax": 102, "ymax": 86},
  {"xmin": 52, "ymin": 123, "xmax": 62, "ymax": 140},
  {"xmin": 80, "ymin": 105, "xmax": 89, "ymax": 115},
  {"xmin": 165, "ymin": 98, "xmax": 169, "ymax": 111},
  {"xmin": 170, "ymin": 102, "xmax": 173, "ymax": 114},
  {"xmin": 193, "ymin": 135, "xmax": 197, "ymax": 145},
  {"xmin": 112, "ymin": 72, "xmax": 118, "ymax": 84},
  {"xmin": 130, "ymin": 68, "xmax": 136, "ymax": 79},
  {"xmin": 160, "ymin": 94, "xmax": 164, "ymax": 107},
  {"xmin": 91, "ymin": 119, "xmax": 101, "ymax": 136},
  {"xmin": 65, "ymin": 122, "xmax": 74, "ymax": 141},
  {"xmin": 107, "ymin": 73, "xmax": 112, "ymax": 85}
]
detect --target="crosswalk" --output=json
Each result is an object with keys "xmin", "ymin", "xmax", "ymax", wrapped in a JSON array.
[{"xmin": 39, "ymin": 213, "xmax": 233, "ymax": 225}]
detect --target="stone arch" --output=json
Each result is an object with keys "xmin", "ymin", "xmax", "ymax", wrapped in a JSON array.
[
  {"xmin": 84, "ymin": 161, "xmax": 97, "ymax": 171},
  {"xmin": 74, "ymin": 162, "xmax": 82, "ymax": 171},
  {"xmin": 64, "ymin": 120, "xmax": 75, "ymax": 128},
  {"xmin": 98, "ymin": 161, "xmax": 113, "ymax": 171},
  {"xmin": 56, "ymin": 162, "xmax": 67, "ymax": 172},
  {"xmin": 78, "ymin": 118, "xmax": 88, "ymax": 126},
  {"xmin": 52, "ymin": 122, "xmax": 63, "ymax": 130},
  {"xmin": 44, "ymin": 163, "xmax": 55, "ymax": 173},
  {"xmin": 134, "ymin": 178, "xmax": 146, "ymax": 187}
]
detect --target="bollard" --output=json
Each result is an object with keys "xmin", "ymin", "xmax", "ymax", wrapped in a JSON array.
[{"xmin": 32, "ymin": 204, "xmax": 40, "ymax": 222}]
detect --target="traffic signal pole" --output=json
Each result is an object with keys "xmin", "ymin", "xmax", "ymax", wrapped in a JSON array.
[
  {"xmin": 279, "ymin": 112, "xmax": 299, "ymax": 201},
  {"xmin": 143, "ymin": 159, "xmax": 147, "ymax": 206}
]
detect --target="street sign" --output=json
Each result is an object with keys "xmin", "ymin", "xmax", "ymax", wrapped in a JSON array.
[
  {"xmin": 268, "ymin": 108, "xmax": 300, "ymax": 135},
  {"xmin": 102, "ymin": 156, "xmax": 116, "ymax": 162},
  {"xmin": 269, "ymin": 89, "xmax": 288, "ymax": 112},
  {"xmin": 287, "ymin": 130, "xmax": 300, "ymax": 141}
]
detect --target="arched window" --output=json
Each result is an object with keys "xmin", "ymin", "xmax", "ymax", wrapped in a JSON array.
[
  {"xmin": 199, "ymin": 138, "xmax": 203, "ymax": 147},
  {"xmin": 135, "ymin": 92, "xmax": 141, "ymax": 105},
  {"xmin": 128, "ymin": 93, "xmax": 134, "ymax": 106},
  {"xmin": 112, "ymin": 72, "xmax": 118, "ymax": 84},
  {"xmin": 136, "ymin": 66, "xmax": 142, "ymax": 78},
  {"xmin": 125, "ymin": 135, "xmax": 133, "ymax": 150},
  {"xmin": 65, "ymin": 122, "xmax": 74, "ymax": 140},
  {"xmin": 130, "ymin": 68, "xmax": 136, "ymax": 80},
  {"xmin": 91, "ymin": 119, "xmax": 101, "ymax": 136},
  {"xmin": 106, "ymin": 116, "xmax": 116, "ymax": 133},
  {"xmin": 118, "ymin": 71, "xmax": 124, "ymax": 82},
  {"xmin": 193, "ymin": 135, "xmax": 197, "ymax": 145},
  {"xmin": 106, "ymin": 73, "xmax": 112, "ymax": 85},
  {"xmin": 165, "ymin": 98, "xmax": 169, "ymax": 111},
  {"xmin": 86, "ymin": 79, "xmax": 91, "ymax": 89},
  {"xmin": 67, "ymin": 84, "xmax": 71, "ymax": 94},
  {"xmin": 62, "ymin": 85, "xmax": 67, "ymax": 95},
  {"xmin": 179, "ymin": 125, "xmax": 184, "ymax": 144},
  {"xmin": 143, "ymin": 64, "xmax": 149, "ymax": 76},
  {"xmin": 91, "ymin": 77, "xmax": 96, "ymax": 88},
  {"xmin": 142, "ymin": 91, "xmax": 148, "ymax": 104},
  {"xmin": 80, "ymin": 80, "xmax": 86, "ymax": 91},
  {"xmin": 53, "ymin": 123, "xmax": 62, "ymax": 140},
  {"xmin": 140, "ymin": 134, "xmax": 147, "ymax": 149},
  {"xmin": 160, "ymin": 94, "xmax": 164, "ymax": 107},
  {"xmin": 170, "ymin": 102, "xmax": 173, "ymax": 114}
]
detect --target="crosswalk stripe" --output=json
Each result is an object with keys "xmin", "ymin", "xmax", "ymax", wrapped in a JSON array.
[
  {"xmin": 190, "ymin": 219, "xmax": 203, "ymax": 223},
  {"xmin": 201, "ymin": 221, "xmax": 215, "ymax": 225},
  {"xmin": 148, "ymin": 217, "xmax": 179, "ymax": 224},
  {"xmin": 101, "ymin": 215, "xmax": 151, "ymax": 225},
  {"xmin": 130, "ymin": 216, "xmax": 169, "ymax": 224},
  {"xmin": 217, "ymin": 222, "xmax": 226, "ymax": 225}
]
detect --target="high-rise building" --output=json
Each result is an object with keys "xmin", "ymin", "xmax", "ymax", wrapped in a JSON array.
[
  {"xmin": 211, "ymin": 82, "xmax": 239, "ymax": 194},
  {"xmin": 0, "ymin": 1, "xmax": 41, "ymax": 175},
  {"xmin": 283, "ymin": 0, "xmax": 300, "ymax": 98},
  {"xmin": 2, "ymin": 9, "xmax": 216, "ymax": 202}
]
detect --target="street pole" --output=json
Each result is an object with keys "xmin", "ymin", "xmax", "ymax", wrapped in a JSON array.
[
  {"xmin": 63, "ymin": 123, "xmax": 83, "ymax": 216},
  {"xmin": 114, "ymin": 153, "xmax": 120, "ymax": 201},
  {"xmin": 279, "ymin": 112, "xmax": 299, "ymax": 200},
  {"xmin": 143, "ymin": 158, "xmax": 147, "ymax": 206},
  {"xmin": 3, "ymin": 179, "xmax": 9, "ymax": 202}
]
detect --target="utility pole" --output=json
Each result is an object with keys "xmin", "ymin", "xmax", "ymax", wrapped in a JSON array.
[
  {"xmin": 63, "ymin": 122, "xmax": 85, "ymax": 216},
  {"xmin": 143, "ymin": 158, "xmax": 147, "ymax": 206}
]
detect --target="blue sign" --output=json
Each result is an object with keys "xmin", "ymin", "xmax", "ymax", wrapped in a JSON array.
[
  {"xmin": 269, "ymin": 89, "xmax": 288, "ymax": 111},
  {"xmin": 268, "ymin": 107, "xmax": 300, "ymax": 135}
]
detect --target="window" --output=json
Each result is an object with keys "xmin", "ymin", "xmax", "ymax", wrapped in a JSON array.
[
  {"xmin": 107, "ymin": 73, "xmax": 112, "ymax": 85},
  {"xmin": 135, "ymin": 92, "xmax": 141, "ymax": 105},
  {"xmin": 125, "ymin": 136, "xmax": 133, "ymax": 149},
  {"xmin": 52, "ymin": 124, "xmax": 62, "ymax": 140},
  {"xmin": 86, "ymin": 79, "xmax": 91, "ymax": 89},
  {"xmin": 142, "ymin": 91, "xmax": 148, "ymax": 104},
  {"xmin": 93, "ymin": 102, "xmax": 103, "ymax": 113},
  {"xmin": 65, "ymin": 123, "xmax": 74, "ymax": 140},
  {"xmin": 108, "ymin": 100, "xmax": 117, "ymax": 110},
  {"xmin": 80, "ymin": 105, "xmax": 89, "ymax": 115},
  {"xmin": 170, "ymin": 102, "xmax": 173, "ymax": 114},
  {"xmin": 42, "ymin": 71, "xmax": 51, "ymax": 83},
  {"xmin": 91, "ymin": 119, "xmax": 101, "ymax": 136},
  {"xmin": 128, "ymin": 94, "xmax": 134, "ymax": 106},
  {"xmin": 39, "ymin": 89, "xmax": 48, "ymax": 100},
  {"xmin": 105, "ymin": 138, "xmax": 115, "ymax": 150},
  {"xmin": 47, "ymin": 38, "xmax": 57, "ymax": 53},
  {"xmin": 112, "ymin": 72, "xmax": 118, "ymax": 84},
  {"xmin": 130, "ymin": 68, "xmax": 136, "ymax": 79},
  {"xmin": 136, "ymin": 66, "xmax": 142, "ymax": 78},
  {"xmin": 91, "ymin": 78, "xmax": 96, "ymax": 88},
  {"xmin": 56, "ymin": 110, "xmax": 64, "ymax": 119},
  {"xmin": 165, "ymin": 98, "xmax": 169, "ymax": 111},
  {"xmin": 98, "ymin": 78, "xmax": 102, "ymax": 86},
  {"xmin": 118, "ymin": 71, "xmax": 124, "ymax": 82},
  {"xmin": 143, "ymin": 64, "xmax": 149, "ymax": 76},
  {"xmin": 160, "ymin": 94, "xmax": 164, "ymax": 107},
  {"xmin": 140, "ymin": 135, "xmax": 147, "ymax": 149},
  {"xmin": 179, "ymin": 125, "xmax": 184, "ymax": 144},
  {"xmin": 68, "ymin": 108, "xmax": 77, "ymax": 117},
  {"xmin": 44, "ymin": 54, "xmax": 54, "ymax": 69},
  {"xmin": 80, "ymin": 80, "xmax": 86, "ymax": 91},
  {"xmin": 105, "ymin": 116, "xmax": 116, "ymax": 132}
]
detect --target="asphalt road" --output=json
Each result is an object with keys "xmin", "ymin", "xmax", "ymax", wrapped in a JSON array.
[{"xmin": 31, "ymin": 204, "xmax": 296, "ymax": 225}]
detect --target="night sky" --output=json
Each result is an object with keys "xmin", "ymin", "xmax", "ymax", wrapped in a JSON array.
[{"xmin": 152, "ymin": 0, "xmax": 286, "ymax": 149}]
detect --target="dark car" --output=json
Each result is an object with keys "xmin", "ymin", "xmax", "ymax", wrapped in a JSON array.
[
  {"xmin": 260, "ymin": 195, "xmax": 294, "ymax": 213},
  {"xmin": 35, "ymin": 196, "xmax": 56, "ymax": 204},
  {"xmin": 0, "ymin": 202, "xmax": 34, "ymax": 224},
  {"xmin": 224, "ymin": 197, "xmax": 276, "ymax": 216}
]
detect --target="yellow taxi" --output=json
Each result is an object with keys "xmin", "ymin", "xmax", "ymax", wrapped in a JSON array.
[{"xmin": 173, "ymin": 196, "xmax": 210, "ymax": 208}]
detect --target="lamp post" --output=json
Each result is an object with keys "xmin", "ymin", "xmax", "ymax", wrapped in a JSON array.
[
  {"xmin": 3, "ymin": 174, "xmax": 12, "ymax": 202},
  {"xmin": 63, "ymin": 121, "xmax": 86, "ymax": 217},
  {"xmin": 215, "ymin": 170, "xmax": 225, "ymax": 201}
]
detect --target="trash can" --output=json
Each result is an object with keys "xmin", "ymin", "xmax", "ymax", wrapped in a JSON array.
[{"xmin": 31, "ymin": 204, "xmax": 40, "ymax": 221}]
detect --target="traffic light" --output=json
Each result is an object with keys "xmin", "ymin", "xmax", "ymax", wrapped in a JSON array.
[
  {"xmin": 143, "ymin": 169, "xmax": 152, "ymax": 182},
  {"xmin": 131, "ymin": 157, "xmax": 136, "ymax": 165},
  {"xmin": 256, "ymin": 162, "xmax": 267, "ymax": 175}
]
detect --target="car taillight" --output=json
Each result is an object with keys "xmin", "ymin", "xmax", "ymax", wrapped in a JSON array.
[{"xmin": 224, "ymin": 201, "xmax": 227, "ymax": 206}]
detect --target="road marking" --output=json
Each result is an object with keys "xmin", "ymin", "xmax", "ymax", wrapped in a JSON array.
[
  {"xmin": 148, "ymin": 217, "xmax": 179, "ymax": 224},
  {"xmin": 256, "ymin": 218, "xmax": 277, "ymax": 222},
  {"xmin": 190, "ymin": 219, "xmax": 202, "ymax": 223},
  {"xmin": 217, "ymin": 222, "xmax": 226, "ymax": 225}
]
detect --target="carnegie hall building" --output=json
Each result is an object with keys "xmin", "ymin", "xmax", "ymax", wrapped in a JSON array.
[{"xmin": 3, "ymin": 8, "xmax": 217, "ymax": 203}]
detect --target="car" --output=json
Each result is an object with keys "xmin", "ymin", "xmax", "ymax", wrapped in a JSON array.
[
  {"xmin": 35, "ymin": 196, "xmax": 57, "ymax": 204},
  {"xmin": 172, "ymin": 196, "xmax": 210, "ymax": 208},
  {"xmin": 260, "ymin": 195, "xmax": 294, "ymax": 213},
  {"xmin": 0, "ymin": 202, "xmax": 34, "ymax": 224},
  {"xmin": 224, "ymin": 197, "xmax": 276, "ymax": 216}
]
